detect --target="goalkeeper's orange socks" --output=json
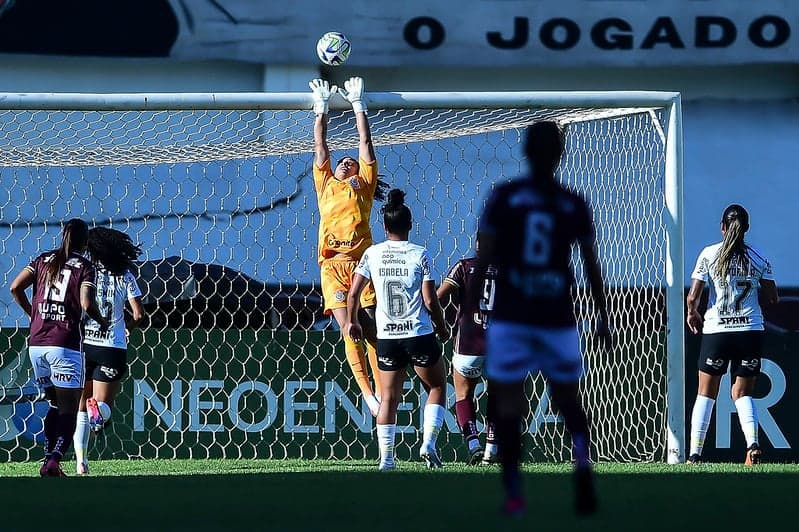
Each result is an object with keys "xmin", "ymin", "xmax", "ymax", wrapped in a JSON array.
[{"xmin": 343, "ymin": 336, "xmax": 380, "ymax": 415}]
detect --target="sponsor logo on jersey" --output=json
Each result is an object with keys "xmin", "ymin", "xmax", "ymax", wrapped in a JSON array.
[
  {"xmin": 334, "ymin": 290, "xmax": 346, "ymax": 302},
  {"xmin": 66, "ymin": 257, "xmax": 85, "ymax": 268},
  {"xmin": 86, "ymin": 328, "xmax": 111, "ymax": 339},
  {"xmin": 327, "ymin": 236, "xmax": 355, "ymax": 248},
  {"xmin": 718, "ymin": 316, "xmax": 751, "ymax": 326},
  {"xmin": 384, "ymin": 321, "xmax": 413, "ymax": 332},
  {"xmin": 38, "ymin": 302, "xmax": 66, "ymax": 315}
]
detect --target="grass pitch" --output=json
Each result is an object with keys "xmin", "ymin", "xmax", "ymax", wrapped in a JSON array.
[{"xmin": 0, "ymin": 460, "xmax": 797, "ymax": 531}]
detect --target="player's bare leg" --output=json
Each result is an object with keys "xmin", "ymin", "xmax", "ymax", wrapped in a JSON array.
[
  {"xmin": 332, "ymin": 307, "xmax": 380, "ymax": 416},
  {"xmin": 453, "ymin": 370, "xmax": 482, "ymax": 464},
  {"xmin": 415, "ymin": 356, "xmax": 447, "ymax": 468}
]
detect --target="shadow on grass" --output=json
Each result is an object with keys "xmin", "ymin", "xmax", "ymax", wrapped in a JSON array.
[{"xmin": 0, "ymin": 471, "xmax": 796, "ymax": 531}]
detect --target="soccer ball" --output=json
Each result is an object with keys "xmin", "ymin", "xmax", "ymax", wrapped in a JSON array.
[{"xmin": 316, "ymin": 31, "xmax": 351, "ymax": 66}]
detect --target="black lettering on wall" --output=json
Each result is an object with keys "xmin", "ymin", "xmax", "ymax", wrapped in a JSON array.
[
  {"xmin": 404, "ymin": 16, "xmax": 446, "ymax": 50},
  {"xmin": 695, "ymin": 16, "xmax": 736, "ymax": 47},
  {"xmin": 641, "ymin": 17, "xmax": 685, "ymax": 49},
  {"xmin": 749, "ymin": 16, "xmax": 790, "ymax": 48},
  {"xmin": 487, "ymin": 17, "xmax": 529, "ymax": 49},
  {"xmin": 591, "ymin": 18, "xmax": 633, "ymax": 50},
  {"xmin": 540, "ymin": 18, "xmax": 580, "ymax": 50}
]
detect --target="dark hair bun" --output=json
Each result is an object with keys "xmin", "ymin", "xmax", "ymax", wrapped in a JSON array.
[{"xmin": 386, "ymin": 188, "xmax": 406, "ymax": 208}]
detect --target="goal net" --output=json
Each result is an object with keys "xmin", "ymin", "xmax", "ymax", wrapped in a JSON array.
[{"xmin": 0, "ymin": 91, "xmax": 684, "ymax": 464}]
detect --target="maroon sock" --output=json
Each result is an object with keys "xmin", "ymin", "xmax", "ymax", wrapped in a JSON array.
[
  {"xmin": 43, "ymin": 406, "xmax": 60, "ymax": 458},
  {"xmin": 51, "ymin": 413, "xmax": 77, "ymax": 460},
  {"xmin": 455, "ymin": 399, "xmax": 479, "ymax": 444}
]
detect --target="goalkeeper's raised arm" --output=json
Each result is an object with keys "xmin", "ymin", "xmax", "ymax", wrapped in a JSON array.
[{"xmin": 339, "ymin": 76, "xmax": 375, "ymax": 166}]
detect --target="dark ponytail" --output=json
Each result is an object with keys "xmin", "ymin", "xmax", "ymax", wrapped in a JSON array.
[
  {"xmin": 88, "ymin": 227, "xmax": 142, "ymax": 276},
  {"xmin": 45, "ymin": 218, "xmax": 89, "ymax": 286},
  {"xmin": 381, "ymin": 188, "xmax": 412, "ymax": 234},
  {"xmin": 714, "ymin": 204, "xmax": 750, "ymax": 278}
]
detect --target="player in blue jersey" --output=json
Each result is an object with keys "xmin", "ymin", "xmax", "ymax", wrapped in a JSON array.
[
  {"xmin": 685, "ymin": 204, "xmax": 778, "ymax": 465},
  {"xmin": 73, "ymin": 227, "xmax": 145, "ymax": 475},
  {"xmin": 477, "ymin": 121, "xmax": 610, "ymax": 516},
  {"xmin": 437, "ymin": 251, "xmax": 498, "ymax": 464}
]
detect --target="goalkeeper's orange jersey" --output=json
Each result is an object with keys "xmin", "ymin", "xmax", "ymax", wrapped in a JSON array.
[{"xmin": 313, "ymin": 158, "xmax": 378, "ymax": 264}]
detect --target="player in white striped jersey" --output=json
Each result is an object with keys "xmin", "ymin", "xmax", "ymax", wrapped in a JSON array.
[
  {"xmin": 346, "ymin": 188, "xmax": 449, "ymax": 470},
  {"xmin": 74, "ymin": 227, "xmax": 144, "ymax": 475},
  {"xmin": 686, "ymin": 204, "xmax": 778, "ymax": 465}
]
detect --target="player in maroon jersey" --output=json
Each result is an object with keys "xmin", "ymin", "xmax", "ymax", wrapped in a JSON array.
[
  {"xmin": 478, "ymin": 122, "xmax": 610, "ymax": 516},
  {"xmin": 9, "ymin": 218, "xmax": 109, "ymax": 476},
  {"xmin": 437, "ymin": 252, "xmax": 498, "ymax": 464}
]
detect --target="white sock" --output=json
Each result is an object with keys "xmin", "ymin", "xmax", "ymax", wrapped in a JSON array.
[
  {"xmin": 484, "ymin": 442, "xmax": 498, "ymax": 457},
  {"xmin": 422, "ymin": 403, "xmax": 446, "ymax": 451},
  {"xmin": 74, "ymin": 411, "xmax": 90, "ymax": 466},
  {"xmin": 689, "ymin": 395, "xmax": 715, "ymax": 456},
  {"xmin": 365, "ymin": 394, "xmax": 380, "ymax": 417},
  {"xmin": 734, "ymin": 396, "xmax": 759, "ymax": 447},
  {"xmin": 377, "ymin": 424, "xmax": 396, "ymax": 465}
]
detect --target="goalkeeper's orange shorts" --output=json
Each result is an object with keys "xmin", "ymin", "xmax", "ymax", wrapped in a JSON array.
[{"xmin": 320, "ymin": 258, "xmax": 376, "ymax": 315}]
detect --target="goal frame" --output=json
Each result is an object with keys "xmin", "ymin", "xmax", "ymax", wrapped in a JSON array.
[{"xmin": 0, "ymin": 90, "xmax": 685, "ymax": 463}]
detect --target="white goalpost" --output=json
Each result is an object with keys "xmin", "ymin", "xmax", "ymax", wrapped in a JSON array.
[{"xmin": 0, "ymin": 90, "xmax": 684, "ymax": 464}]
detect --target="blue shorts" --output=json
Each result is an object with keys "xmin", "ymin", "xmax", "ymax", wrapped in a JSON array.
[{"xmin": 486, "ymin": 320, "xmax": 583, "ymax": 384}]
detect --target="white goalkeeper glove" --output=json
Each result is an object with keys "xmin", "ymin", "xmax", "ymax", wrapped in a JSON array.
[
  {"xmin": 309, "ymin": 78, "xmax": 336, "ymax": 115},
  {"xmin": 338, "ymin": 76, "xmax": 367, "ymax": 114}
]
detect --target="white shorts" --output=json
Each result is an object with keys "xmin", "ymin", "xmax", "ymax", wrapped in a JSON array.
[
  {"xmin": 29, "ymin": 346, "xmax": 84, "ymax": 389},
  {"xmin": 452, "ymin": 353, "xmax": 486, "ymax": 379},
  {"xmin": 486, "ymin": 320, "xmax": 583, "ymax": 384}
]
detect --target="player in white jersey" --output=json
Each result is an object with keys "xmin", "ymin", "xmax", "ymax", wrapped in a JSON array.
[
  {"xmin": 74, "ymin": 227, "xmax": 144, "ymax": 475},
  {"xmin": 346, "ymin": 189, "xmax": 449, "ymax": 470},
  {"xmin": 686, "ymin": 204, "xmax": 778, "ymax": 465}
]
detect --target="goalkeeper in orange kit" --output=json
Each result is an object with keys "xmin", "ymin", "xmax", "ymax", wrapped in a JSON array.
[{"xmin": 309, "ymin": 76, "xmax": 386, "ymax": 415}]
